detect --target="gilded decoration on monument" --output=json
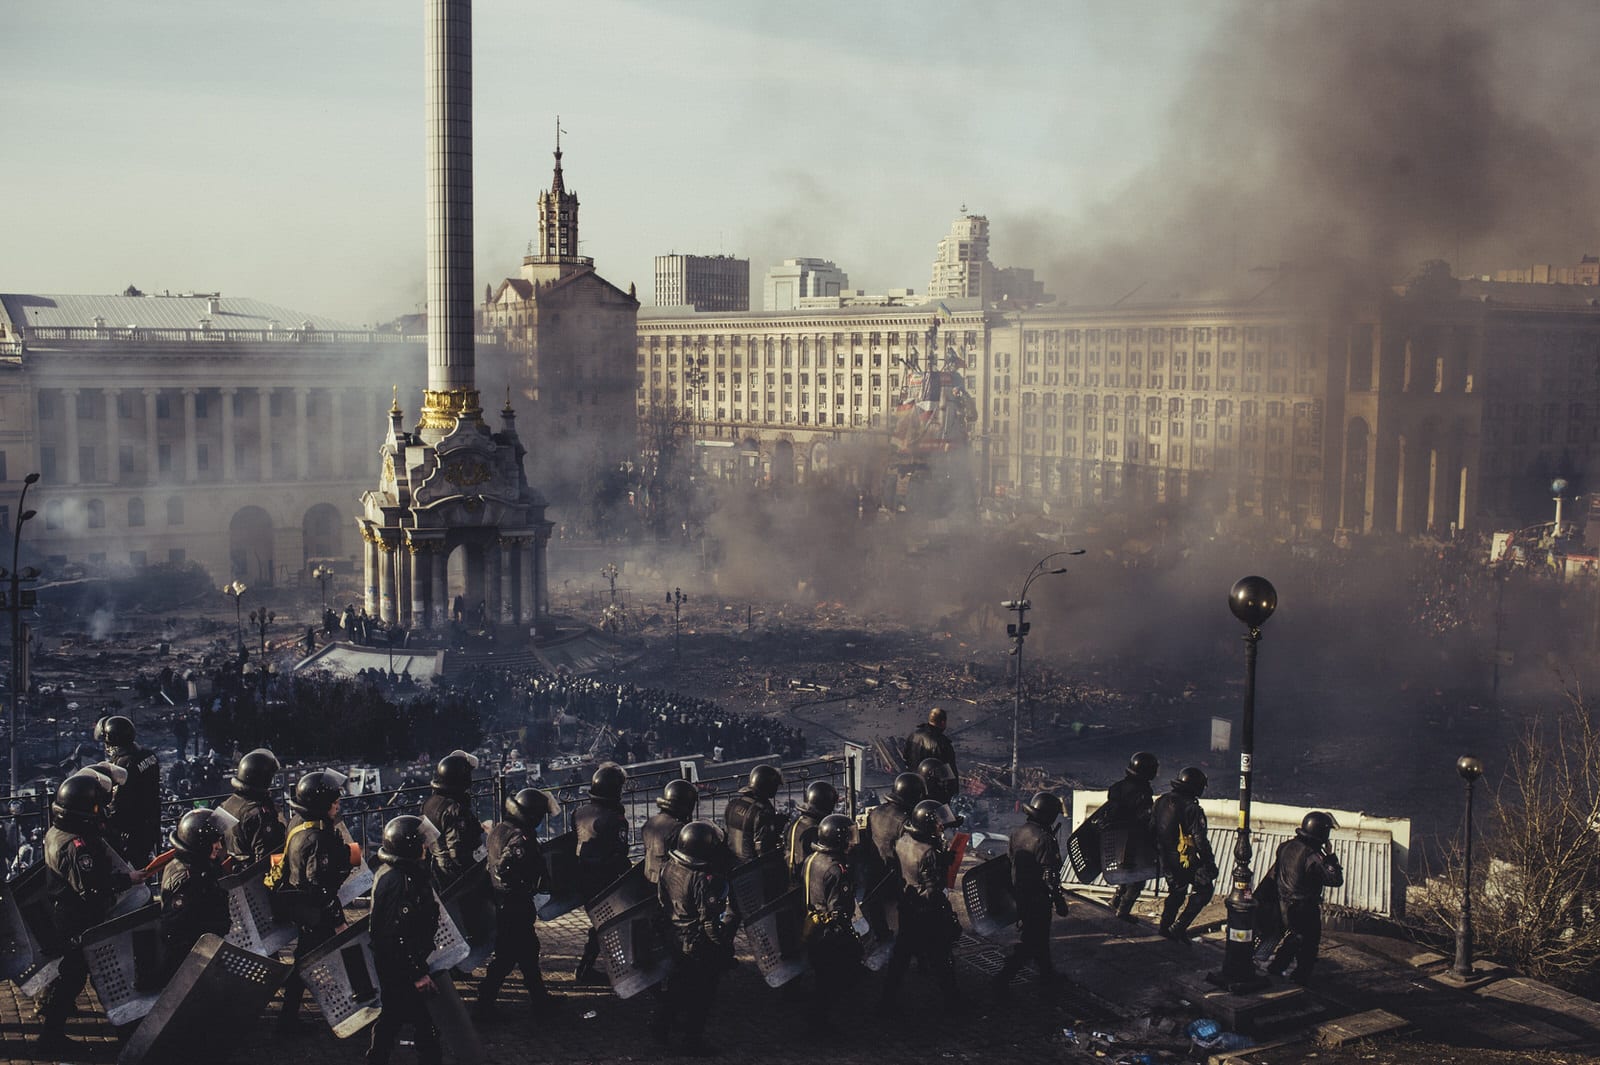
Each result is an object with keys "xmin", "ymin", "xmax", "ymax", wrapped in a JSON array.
[
  {"xmin": 441, "ymin": 456, "xmax": 492, "ymax": 487},
  {"xmin": 418, "ymin": 387, "xmax": 483, "ymax": 430}
]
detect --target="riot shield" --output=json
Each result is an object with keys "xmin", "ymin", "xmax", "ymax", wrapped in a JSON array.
[
  {"xmin": 728, "ymin": 851, "xmax": 789, "ymax": 919},
  {"xmin": 426, "ymin": 890, "xmax": 471, "ymax": 974},
  {"xmin": 297, "ymin": 919, "xmax": 383, "ymax": 1038},
  {"xmin": 222, "ymin": 858, "xmax": 297, "ymax": 957},
  {"xmin": 1101, "ymin": 821, "xmax": 1159, "ymax": 886},
  {"xmin": 535, "ymin": 831, "xmax": 581, "ymax": 921},
  {"xmin": 594, "ymin": 898, "xmax": 674, "ymax": 999},
  {"xmin": 441, "ymin": 862, "xmax": 495, "ymax": 973},
  {"xmin": 338, "ymin": 860, "xmax": 375, "ymax": 907},
  {"xmin": 583, "ymin": 861, "xmax": 653, "ymax": 928},
  {"xmin": 1065, "ymin": 815, "xmax": 1105, "ymax": 884},
  {"xmin": 741, "ymin": 888, "xmax": 808, "ymax": 988},
  {"xmin": 953, "ymin": 854, "xmax": 1018, "ymax": 937},
  {"xmin": 117, "ymin": 933, "xmax": 292, "ymax": 1065},
  {"xmin": 422, "ymin": 971, "xmax": 485, "ymax": 1065},
  {"xmin": 81, "ymin": 901, "xmax": 165, "ymax": 1026},
  {"xmin": 0, "ymin": 864, "xmax": 52, "ymax": 982}
]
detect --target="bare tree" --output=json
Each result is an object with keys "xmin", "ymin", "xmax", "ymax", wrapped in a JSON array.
[{"xmin": 1416, "ymin": 694, "xmax": 1600, "ymax": 991}]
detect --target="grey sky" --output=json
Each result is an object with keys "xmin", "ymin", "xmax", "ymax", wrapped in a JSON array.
[{"xmin": 3, "ymin": 1, "xmax": 1212, "ymax": 325}]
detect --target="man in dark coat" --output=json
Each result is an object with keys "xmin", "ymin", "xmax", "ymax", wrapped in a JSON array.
[
  {"xmin": 1106, "ymin": 751, "xmax": 1159, "ymax": 921},
  {"xmin": 574, "ymin": 763, "xmax": 630, "ymax": 984},
  {"xmin": 995, "ymin": 792, "xmax": 1069, "ymax": 988},
  {"xmin": 420, "ymin": 751, "xmax": 483, "ymax": 888},
  {"xmin": 653, "ymin": 820, "xmax": 736, "ymax": 1055},
  {"xmin": 220, "ymin": 748, "xmax": 287, "ymax": 866},
  {"xmin": 1267, "ymin": 812, "xmax": 1345, "ymax": 986},
  {"xmin": 1153, "ymin": 767, "xmax": 1216, "ymax": 942},
  {"xmin": 477, "ymin": 788, "xmax": 560, "ymax": 1017},
  {"xmin": 367, "ymin": 816, "xmax": 443, "ymax": 1065},
  {"xmin": 902, "ymin": 707, "xmax": 957, "ymax": 777}
]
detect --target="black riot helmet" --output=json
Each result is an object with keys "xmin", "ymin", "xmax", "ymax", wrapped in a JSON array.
[
  {"xmin": 590, "ymin": 762, "xmax": 628, "ymax": 801},
  {"xmin": 51, "ymin": 772, "xmax": 109, "ymax": 833},
  {"xmin": 433, "ymin": 752, "xmax": 475, "ymax": 794},
  {"xmin": 918, "ymin": 758, "xmax": 958, "ymax": 800},
  {"xmin": 814, "ymin": 813, "xmax": 854, "ymax": 856},
  {"xmin": 101, "ymin": 715, "xmax": 136, "ymax": 750},
  {"xmin": 1024, "ymin": 791, "xmax": 1064, "ymax": 827},
  {"xmin": 907, "ymin": 800, "xmax": 945, "ymax": 843},
  {"xmin": 798, "ymin": 780, "xmax": 839, "ymax": 820},
  {"xmin": 1171, "ymin": 766, "xmax": 1209, "ymax": 798},
  {"xmin": 670, "ymin": 819, "xmax": 725, "ymax": 870},
  {"xmin": 232, "ymin": 748, "xmax": 280, "ymax": 794},
  {"xmin": 658, "ymin": 779, "xmax": 699, "ymax": 819},
  {"xmin": 379, "ymin": 814, "xmax": 428, "ymax": 865},
  {"xmin": 172, "ymin": 809, "xmax": 223, "ymax": 856},
  {"xmin": 505, "ymin": 788, "xmax": 555, "ymax": 831},
  {"xmin": 291, "ymin": 771, "xmax": 343, "ymax": 819},
  {"xmin": 1298, "ymin": 811, "xmax": 1337, "ymax": 845},
  {"xmin": 889, "ymin": 772, "xmax": 927, "ymax": 810},
  {"xmin": 747, "ymin": 764, "xmax": 783, "ymax": 800},
  {"xmin": 1128, "ymin": 751, "xmax": 1159, "ymax": 781}
]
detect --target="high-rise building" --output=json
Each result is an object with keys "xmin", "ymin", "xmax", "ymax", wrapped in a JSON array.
[
  {"xmin": 762, "ymin": 259, "xmax": 849, "ymax": 311},
  {"xmin": 928, "ymin": 213, "xmax": 991, "ymax": 302},
  {"xmin": 655, "ymin": 254, "xmax": 749, "ymax": 312}
]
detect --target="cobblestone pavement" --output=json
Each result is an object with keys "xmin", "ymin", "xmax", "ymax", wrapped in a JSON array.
[{"xmin": 0, "ymin": 908, "xmax": 1129, "ymax": 1065}]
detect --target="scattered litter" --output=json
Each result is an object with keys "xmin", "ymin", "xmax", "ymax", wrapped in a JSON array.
[
  {"xmin": 1188, "ymin": 1017, "xmax": 1255, "ymax": 1052},
  {"xmin": 583, "ymin": 1010, "xmax": 598, "ymax": 1020}
]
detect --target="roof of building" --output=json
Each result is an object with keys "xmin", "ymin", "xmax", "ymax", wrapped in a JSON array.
[
  {"xmin": 1455, "ymin": 279, "xmax": 1600, "ymax": 309},
  {"xmin": 637, "ymin": 296, "xmax": 982, "ymax": 323},
  {"xmin": 0, "ymin": 293, "xmax": 364, "ymax": 332}
]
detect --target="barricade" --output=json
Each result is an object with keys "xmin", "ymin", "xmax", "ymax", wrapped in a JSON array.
[{"xmin": 117, "ymin": 933, "xmax": 292, "ymax": 1065}]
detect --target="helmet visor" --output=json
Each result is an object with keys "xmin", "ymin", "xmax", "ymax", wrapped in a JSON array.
[{"xmin": 419, "ymin": 816, "xmax": 443, "ymax": 849}]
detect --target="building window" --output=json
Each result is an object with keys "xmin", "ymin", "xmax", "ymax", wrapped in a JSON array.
[
  {"xmin": 156, "ymin": 395, "xmax": 172, "ymax": 419},
  {"xmin": 196, "ymin": 393, "xmax": 209, "ymax": 418},
  {"xmin": 79, "ymin": 447, "xmax": 97, "ymax": 483},
  {"xmin": 167, "ymin": 496, "xmax": 183, "ymax": 525},
  {"xmin": 158, "ymin": 444, "xmax": 172, "ymax": 474},
  {"xmin": 128, "ymin": 498, "xmax": 145, "ymax": 527},
  {"xmin": 168, "ymin": 548, "xmax": 185, "ymax": 563},
  {"xmin": 45, "ymin": 500, "xmax": 63, "ymax": 530},
  {"xmin": 87, "ymin": 499, "xmax": 104, "ymax": 528},
  {"xmin": 197, "ymin": 443, "xmax": 209, "ymax": 471}
]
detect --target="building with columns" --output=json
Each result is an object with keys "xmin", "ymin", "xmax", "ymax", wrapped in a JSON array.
[{"xmin": 0, "ymin": 292, "xmax": 424, "ymax": 582}]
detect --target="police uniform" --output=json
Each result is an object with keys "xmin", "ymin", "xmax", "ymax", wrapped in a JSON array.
[
  {"xmin": 862, "ymin": 799, "xmax": 912, "ymax": 939},
  {"xmin": 1267, "ymin": 835, "xmax": 1344, "ymax": 985},
  {"xmin": 655, "ymin": 854, "xmax": 734, "ymax": 1050},
  {"xmin": 159, "ymin": 850, "xmax": 230, "ymax": 978},
  {"xmin": 478, "ymin": 821, "xmax": 554, "ymax": 1011},
  {"xmin": 642, "ymin": 810, "xmax": 686, "ymax": 885},
  {"xmin": 802, "ymin": 848, "xmax": 861, "ymax": 1021},
  {"xmin": 367, "ymin": 861, "xmax": 443, "ymax": 1065},
  {"xmin": 41, "ymin": 826, "xmax": 133, "ymax": 1042},
  {"xmin": 1105, "ymin": 771, "xmax": 1156, "ymax": 918},
  {"xmin": 274, "ymin": 815, "xmax": 350, "ymax": 1026},
  {"xmin": 784, "ymin": 811, "xmax": 822, "ymax": 884},
  {"xmin": 220, "ymin": 790, "xmax": 287, "ymax": 867},
  {"xmin": 573, "ymin": 796, "xmax": 630, "ymax": 982},
  {"xmin": 420, "ymin": 790, "xmax": 483, "ymax": 888},
  {"xmin": 880, "ymin": 830, "xmax": 958, "ymax": 1005},
  {"xmin": 995, "ymin": 819, "xmax": 1065, "ymax": 984},
  {"xmin": 723, "ymin": 786, "xmax": 780, "ymax": 862},
  {"xmin": 106, "ymin": 743, "xmax": 162, "ymax": 864},
  {"xmin": 1154, "ymin": 788, "xmax": 1216, "ymax": 939}
]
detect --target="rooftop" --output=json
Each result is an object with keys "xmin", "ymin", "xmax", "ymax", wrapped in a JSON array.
[{"xmin": 0, "ymin": 293, "xmax": 364, "ymax": 333}]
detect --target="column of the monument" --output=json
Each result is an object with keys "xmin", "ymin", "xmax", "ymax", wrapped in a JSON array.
[
  {"xmin": 103, "ymin": 389, "xmax": 121, "ymax": 484},
  {"xmin": 220, "ymin": 388, "xmax": 237, "ymax": 481},
  {"xmin": 258, "ymin": 390, "xmax": 274, "ymax": 481},
  {"xmin": 182, "ymin": 389, "xmax": 199, "ymax": 483},
  {"xmin": 63, "ymin": 389, "xmax": 81, "ymax": 483},
  {"xmin": 143, "ymin": 389, "xmax": 159, "ymax": 484},
  {"xmin": 499, "ymin": 538, "xmax": 516, "ymax": 624},
  {"xmin": 396, "ymin": 545, "xmax": 411, "ymax": 628},
  {"xmin": 533, "ymin": 527, "xmax": 551, "ymax": 631},
  {"xmin": 378, "ymin": 542, "xmax": 395, "ymax": 624},
  {"xmin": 431, "ymin": 547, "xmax": 448, "ymax": 628},
  {"xmin": 363, "ymin": 533, "xmax": 378, "ymax": 615},
  {"xmin": 485, "ymin": 542, "xmax": 502, "ymax": 625},
  {"xmin": 295, "ymin": 388, "xmax": 310, "ymax": 481},
  {"xmin": 335, "ymin": 390, "xmax": 349, "ymax": 478},
  {"xmin": 519, "ymin": 540, "xmax": 535, "ymax": 626},
  {"xmin": 410, "ymin": 545, "xmax": 428, "ymax": 627}
]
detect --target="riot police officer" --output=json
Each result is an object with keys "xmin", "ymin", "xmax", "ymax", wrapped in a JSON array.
[
  {"xmin": 220, "ymin": 747, "xmax": 287, "ymax": 866},
  {"xmin": 272, "ymin": 770, "xmax": 354, "ymax": 1032},
  {"xmin": 367, "ymin": 815, "xmax": 443, "ymax": 1065},
  {"xmin": 881, "ymin": 800, "xmax": 959, "ymax": 1009},
  {"xmin": 652, "ymin": 820, "xmax": 736, "ymax": 1056},
  {"xmin": 1154, "ymin": 767, "xmax": 1216, "ymax": 942},
  {"xmin": 1106, "ymin": 751, "xmax": 1159, "ymax": 922},
  {"xmin": 903, "ymin": 706, "xmax": 958, "ymax": 777},
  {"xmin": 802, "ymin": 813, "xmax": 862, "ymax": 1024},
  {"xmin": 420, "ymin": 750, "xmax": 483, "ymax": 888},
  {"xmin": 917, "ymin": 757, "xmax": 960, "ymax": 807},
  {"xmin": 995, "ymin": 792, "xmax": 1069, "ymax": 989},
  {"xmin": 785, "ymin": 780, "xmax": 838, "ymax": 884},
  {"xmin": 724, "ymin": 763, "xmax": 784, "ymax": 862},
  {"xmin": 477, "ymin": 787, "xmax": 560, "ymax": 1019},
  {"xmin": 99, "ymin": 715, "xmax": 162, "ymax": 864},
  {"xmin": 862, "ymin": 772, "xmax": 926, "ymax": 940},
  {"xmin": 1267, "ymin": 811, "xmax": 1345, "ymax": 986},
  {"xmin": 159, "ymin": 808, "xmax": 234, "ymax": 978},
  {"xmin": 39, "ymin": 771, "xmax": 151, "ymax": 1051},
  {"xmin": 574, "ymin": 762, "xmax": 630, "ymax": 985},
  {"xmin": 643, "ymin": 779, "xmax": 698, "ymax": 885}
]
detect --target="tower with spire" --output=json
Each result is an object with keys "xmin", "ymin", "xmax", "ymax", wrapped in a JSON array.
[{"xmin": 525, "ymin": 117, "xmax": 590, "ymax": 278}]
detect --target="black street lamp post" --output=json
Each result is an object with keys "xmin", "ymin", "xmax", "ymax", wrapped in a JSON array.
[
  {"xmin": 1002, "ymin": 549, "xmax": 1084, "ymax": 788},
  {"xmin": 1454, "ymin": 754, "xmax": 1484, "ymax": 978},
  {"xmin": 1214, "ymin": 575, "xmax": 1278, "ymax": 991},
  {"xmin": 602, "ymin": 563, "xmax": 619, "ymax": 603},
  {"xmin": 250, "ymin": 607, "xmax": 276, "ymax": 660},
  {"xmin": 5, "ymin": 472, "xmax": 40, "ymax": 793},
  {"xmin": 223, "ymin": 581, "xmax": 247, "ymax": 655},
  {"xmin": 667, "ymin": 588, "xmax": 687, "ymax": 661},
  {"xmin": 312, "ymin": 564, "xmax": 333, "ymax": 614}
]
